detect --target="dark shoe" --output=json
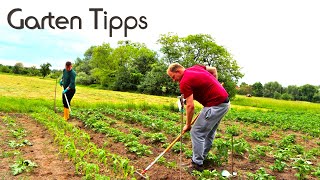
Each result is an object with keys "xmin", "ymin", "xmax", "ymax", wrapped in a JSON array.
[
  {"xmin": 203, "ymin": 159, "xmax": 214, "ymax": 166},
  {"xmin": 187, "ymin": 161, "xmax": 204, "ymax": 173}
]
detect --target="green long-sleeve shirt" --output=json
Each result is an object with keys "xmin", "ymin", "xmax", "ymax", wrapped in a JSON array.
[{"xmin": 62, "ymin": 69, "xmax": 76, "ymax": 89}]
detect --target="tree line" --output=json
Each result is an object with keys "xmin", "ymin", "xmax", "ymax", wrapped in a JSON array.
[
  {"xmin": 1, "ymin": 32, "xmax": 243, "ymax": 97},
  {"xmin": 0, "ymin": 62, "xmax": 59, "ymax": 78},
  {"xmin": 72, "ymin": 33, "xmax": 243, "ymax": 97},
  {"xmin": 237, "ymin": 81, "xmax": 320, "ymax": 103},
  {"xmin": 15, "ymin": 33, "xmax": 316, "ymax": 100}
]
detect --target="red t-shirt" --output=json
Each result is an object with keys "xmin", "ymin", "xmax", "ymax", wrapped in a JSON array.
[{"xmin": 179, "ymin": 65, "xmax": 228, "ymax": 107}]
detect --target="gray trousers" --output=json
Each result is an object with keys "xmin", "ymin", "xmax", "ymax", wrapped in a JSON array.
[{"xmin": 191, "ymin": 102, "xmax": 230, "ymax": 165}]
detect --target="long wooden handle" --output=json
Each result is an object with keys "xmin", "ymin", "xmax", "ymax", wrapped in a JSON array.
[
  {"xmin": 141, "ymin": 113, "xmax": 200, "ymax": 175},
  {"xmin": 165, "ymin": 113, "xmax": 199, "ymax": 153}
]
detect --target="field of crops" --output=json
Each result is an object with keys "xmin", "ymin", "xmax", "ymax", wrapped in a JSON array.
[{"xmin": 0, "ymin": 73, "xmax": 319, "ymax": 179}]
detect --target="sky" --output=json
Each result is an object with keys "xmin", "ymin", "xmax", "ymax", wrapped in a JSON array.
[{"xmin": 0, "ymin": 0, "xmax": 319, "ymax": 87}]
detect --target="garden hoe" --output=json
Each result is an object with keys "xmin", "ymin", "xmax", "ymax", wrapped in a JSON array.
[
  {"xmin": 62, "ymin": 86, "xmax": 71, "ymax": 119},
  {"xmin": 135, "ymin": 96, "xmax": 199, "ymax": 179},
  {"xmin": 64, "ymin": 92, "xmax": 71, "ymax": 112}
]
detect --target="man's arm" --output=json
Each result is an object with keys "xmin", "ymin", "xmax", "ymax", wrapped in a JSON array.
[
  {"xmin": 183, "ymin": 94, "xmax": 195, "ymax": 133},
  {"xmin": 206, "ymin": 66, "xmax": 218, "ymax": 79},
  {"xmin": 68, "ymin": 71, "xmax": 76, "ymax": 90}
]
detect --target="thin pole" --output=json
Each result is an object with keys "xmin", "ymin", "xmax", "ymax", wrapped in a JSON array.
[
  {"xmin": 54, "ymin": 78, "xmax": 57, "ymax": 113},
  {"xmin": 180, "ymin": 94, "xmax": 184, "ymax": 180},
  {"xmin": 231, "ymin": 135, "xmax": 234, "ymax": 175}
]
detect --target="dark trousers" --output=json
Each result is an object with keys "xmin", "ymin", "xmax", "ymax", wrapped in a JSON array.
[{"xmin": 62, "ymin": 89, "xmax": 76, "ymax": 108}]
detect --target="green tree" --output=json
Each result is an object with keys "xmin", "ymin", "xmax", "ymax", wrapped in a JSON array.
[
  {"xmin": 73, "ymin": 46, "xmax": 97, "ymax": 85},
  {"xmin": 40, "ymin": 63, "xmax": 52, "ymax": 78},
  {"xmin": 287, "ymin": 85, "xmax": 300, "ymax": 100},
  {"xmin": 89, "ymin": 43, "xmax": 115, "ymax": 87},
  {"xmin": 12, "ymin": 63, "xmax": 24, "ymax": 74},
  {"xmin": 76, "ymin": 42, "xmax": 158, "ymax": 89},
  {"xmin": 158, "ymin": 33, "xmax": 243, "ymax": 98},
  {"xmin": 49, "ymin": 69, "xmax": 62, "ymax": 79},
  {"xmin": 299, "ymin": 84, "xmax": 318, "ymax": 102},
  {"xmin": 74, "ymin": 57, "xmax": 92, "ymax": 75},
  {"xmin": 238, "ymin": 82, "xmax": 252, "ymax": 95},
  {"xmin": 75, "ymin": 45, "xmax": 96, "ymax": 75},
  {"xmin": 27, "ymin": 66, "xmax": 40, "ymax": 76},
  {"xmin": 252, "ymin": 82, "xmax": 264, "ymax": 97},
  {"xmin": 281, "ymin": 93, "xmax": 293, "ymax": 100},
  {"xmin": 132, "ymin": 47, "xmax": 157, "ymax": 75},
  {"xmin": 274, "ymin": 92, "xmax": 281, "ymax": 99},
  {"xmin": 263, "ymin": 81, "xmax": 282, "ymax": 98},
  {"xmin": 157, "ymin": 33, "xmax": 182, "ymax": 64},
  {"xmin": 84, "ymin": 46, "xmax": 96, "ymax": 60},
  {"xmin": 313, "ymin": 92, "xmax": 320, "ymax": 103},
  {"xmin": 113, "ymin": 66, "xmax": 143, "ymax": 91},
  {"xmin": 112, "ymin": 41, "xmax": 157, "ymax": 91},
  {"xmin": 76, "ymin": 72, "xmax": 95, "ymax": 85},
  {"xmin": 138, "ymin": 62, "xmax": 179, "ymax": 95},
  {"xmin": 111, "ymin": 41, "xmax": 141, "ymax": 90},
  {"xmin": 0, "ymin": 65, "xmax": 11, "ymax": 73}
]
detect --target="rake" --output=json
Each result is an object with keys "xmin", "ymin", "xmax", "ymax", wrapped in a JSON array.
[{"xmin": 135, "ymin": 113, "xmax": 199, "ymax": 179}]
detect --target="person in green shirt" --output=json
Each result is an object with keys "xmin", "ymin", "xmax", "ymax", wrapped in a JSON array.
[{"xmin": 60, "ymin": 61, "xmax": 76, "ymax": 120}]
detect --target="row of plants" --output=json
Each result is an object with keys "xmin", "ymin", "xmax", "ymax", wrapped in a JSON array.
[
  {"xmin": 0, "ymin": 115, "xmax": 37, "ymax": 176},
  {"xmin": 74, "ymin": 108, "xmax": 188, "ymax": 157},
  {"xmin": 73, "ymin": 109, "xmax": 153, "ymax": 157},
  {"xmin": 31, "ymin": 108, "xmax": 137, "ymax": 179},
  {"xmin": 73, "ymin": 108, "xmax": 191, "ymax": 179},
  {"xmin": 192, "ymin": 135, "xmax": 320, "ymax": 179},
  {"xmin": 225, "ymin": 108, "xmax": 320, "ymax": 137},
  {"xmin": 84, "ymin": 107, "xmax": 181, "ymax": 137},
  {"xmin": 90, "ymin": 102, "xmax": 320, "ymax": 138},
  {"xmin": 225, "ymin": 123, "xmax": 320, "ymax": 179}
]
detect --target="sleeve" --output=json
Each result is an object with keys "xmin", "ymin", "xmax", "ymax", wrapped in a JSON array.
[
  {"xmin": 69, "ymin": 71, "xmax": 76, "ymax": 89},
  {"xmin": 195, "ymin": 64, "xmax": 206, "ymax": 70},
  {"xmin": 180, "ymin": 81, "xmax": 193, "ymax": 99},
  {"xmin": 61, "ymin": 69, "xmax": 65, "ymax": 80}
]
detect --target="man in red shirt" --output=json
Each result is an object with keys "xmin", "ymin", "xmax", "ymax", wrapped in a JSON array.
[{"xmin": 167, "ymin": 63, "xmax": 230, "ymax": 173}]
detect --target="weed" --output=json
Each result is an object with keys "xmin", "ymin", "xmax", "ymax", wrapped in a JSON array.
[{"xmin": 10, "ymin": 158, "xmax": 37, "ymax": 176}]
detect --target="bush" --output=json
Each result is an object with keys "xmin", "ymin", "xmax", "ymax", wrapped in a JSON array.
[
  {"xmin": 274, "ymin": 92, "xmax": 281, "ymax": 99},
  {"xmin": 112, "ymin": 67, "xmax": 143, "ymax": 91},
  {"xmin": 0, "ymin": 66, "xmax": 11, "ymax": 73},
  {"xmin": 281, "ymin": 93, "xmax": 293, "ymax": 100},
  {"xmin": 76, "ymin": 72, "xmax": 95, "ymax": 85},
  {"xmin": 313, "ymin": 93, "xmax": 320, "ymax": 103},
  {"xmin": 138, "ymin": 63, "xmax": 179, "ymax": 95}
]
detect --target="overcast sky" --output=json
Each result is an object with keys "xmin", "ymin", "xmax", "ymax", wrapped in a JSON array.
[{"xmin": 1, "ymin": 0, "xmax": 319, "ymax": 86}]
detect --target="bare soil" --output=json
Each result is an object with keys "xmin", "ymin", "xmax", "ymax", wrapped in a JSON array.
[{"xmin": 0, "ymin": 113, "xmax": 81, "ymax": 180}]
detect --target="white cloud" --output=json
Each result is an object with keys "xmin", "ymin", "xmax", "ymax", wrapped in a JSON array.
[{"xmin": 0, "ymin": 58, "xmax": 38, "ymax": 67}]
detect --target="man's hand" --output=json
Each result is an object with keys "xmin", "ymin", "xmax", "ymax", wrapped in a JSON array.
[
  {"xmin": 206, "ymin": 66, "xmax": 218, "ymax": 79},
  {"xmin": 182, "ymin": 124, "xmax": 191, "ymax": 133},
  {"xmin": 62, "ymin": 88, "xmax": 68, "ymax": 94},
  {"xmin": 59, "ymin": 79, "xmax": 63, "ymax": 87}
]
